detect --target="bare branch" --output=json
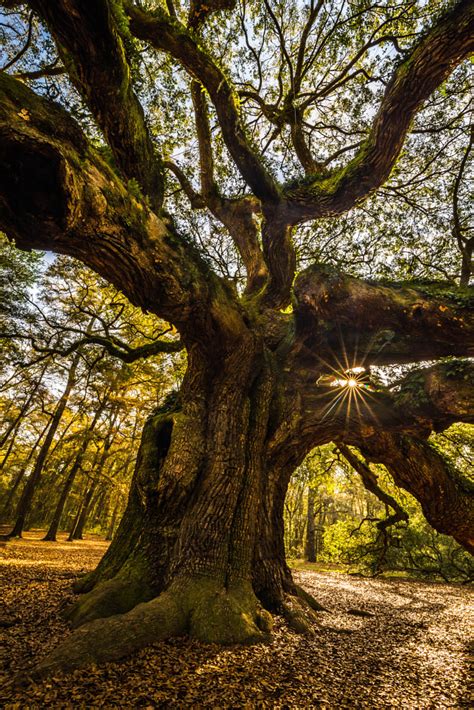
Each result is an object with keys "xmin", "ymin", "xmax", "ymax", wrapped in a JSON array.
[{"xmin": 1, "ymin": 10, "xmax": 33, "ymax": 71}]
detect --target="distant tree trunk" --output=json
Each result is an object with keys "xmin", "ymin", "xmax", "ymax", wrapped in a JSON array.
[
  {"xmin": 68, "ymin": 408, "xmax": 118, "ymax": 541},
  {"xmin": 44, "ymin": 401, "xmax": 105, "ymax": 541},
  {"xmin": 315, "ymin": 505, "xmax": 326, "ymax": 560},
  {"xmin": 7, "ymin": 354, "xmax": 79, "ymax": 538},
  {"xmin": 69, "ymin": 479, "xmax": 99, "ymax": 540},
  {"xmin": 0, "ymin": 361, "xmax": 49, "ymax": 451},
  {"xmin": 105, "ymin": 496, "xmax": 120, "ymax": 541},
  {"xmin": 0, "ymin": 430, "xmax": 19, "ymax": 472},
  {"xmin": 0, "ymin": 420, "xmax": 50, "ymax": 523},
  {"xmin": 305, "ymin": 488, "xmax": 316, "ymax": 563},
  {"xmin": 459, "ymin": 240, "xmax": 473, "ymax": 286},
  {"xmin": 89, "ymin": 483, "xmax": 109, "ymax": 528},
  {"xmin": 44, "ymin": 457, "xmax": 87, "ymax": 541}
]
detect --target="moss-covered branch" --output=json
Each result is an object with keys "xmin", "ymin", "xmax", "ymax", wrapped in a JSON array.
[
  {"xmin": 0, "ymin": 72, "xmax": 246, "ymax": 345},
  {"xmin": 293, "ymin": 265, "xmax": 474, "ymax": 366},
  {"xmin": 267, "ymin": 358, "xmax": 474, "ymax": 495},
  {"xmin": 357, "ymin": 433, "xmax": 474, "ymax": 555},
  {"xmin": 28, "ymin": 0, "xmax": 165, "ymax": 210},
  {"xmin": 283, "ymin": 0, "xmax": 474, "ymax": 222}
]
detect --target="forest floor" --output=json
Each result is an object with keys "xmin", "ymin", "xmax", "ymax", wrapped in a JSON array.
[{"xmin": 0, "ymin": 533, "xmax": 472, "ymax": 709}]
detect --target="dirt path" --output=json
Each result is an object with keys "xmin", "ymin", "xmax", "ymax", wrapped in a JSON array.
[{"xmin": 0, "ymin": 534, "xmax": 472, "ymax": 708}]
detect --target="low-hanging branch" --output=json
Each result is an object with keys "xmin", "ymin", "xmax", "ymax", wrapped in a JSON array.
[
  {"xmin": 357, "ymin": 432, "xmax": 474, "ymax": 555},
  {"xmin": 337, "ymin": 443, "xmax": 409, "ymax": 531},
  {"xmin": 269, "ymin": 358, "xmax": 474, "ymax": 487},
  {"xmin": 3, "ymin": 331, "xmax": 183, "ymax": 363}
]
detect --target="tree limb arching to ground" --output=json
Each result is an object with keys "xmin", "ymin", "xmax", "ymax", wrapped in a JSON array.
[{"xmin": 0, "ymin": 0, "xmax": 473, "ymax": 678}]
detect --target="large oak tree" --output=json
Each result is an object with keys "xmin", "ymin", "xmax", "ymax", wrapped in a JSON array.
[{"xmin": 0, "ymin": 0, "xmax": 473, "ymax": 676}]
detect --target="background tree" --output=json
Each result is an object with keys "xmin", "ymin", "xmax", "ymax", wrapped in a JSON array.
[
  {"xmin": 0, "ymin": 248, "xmax": 181, "ymax": 538},
  {"xmin": 0, "ymin": 0, "xmax": 473, "ymax": 677},
  {"xmin": 284, "ymin": 440, "xmax": 473, "ymax": 582}
]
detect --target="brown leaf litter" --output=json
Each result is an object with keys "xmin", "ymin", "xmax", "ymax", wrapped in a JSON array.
[{"xmin": 0, "ymin": 532, "xmax": 472, "ymax": 708}]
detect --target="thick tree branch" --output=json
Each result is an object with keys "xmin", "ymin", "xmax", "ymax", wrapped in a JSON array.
[
  {"xmin": 261, "ymin": 211, "xmax": 296, "ymax": 308},
  {"xmin": 268, "ymin": 359, "xmax": 474, "ymax": 494},
  {"xmin": 0, "ymin": 73, "xmax": 246, "ymax": 346},
  {"xmin": 293, "ymin": 265, "xmax": 474, "ymax": 366},
  {"xmin": 28, "ymin": 0, "xmax": 165, "ymax": 210},
  {"xmin": 191, "ymin": 80, "xmax": 219, "ymax": 199},
  {"xmin": 168, "ymin": 80, "xmax": 269, "ymax": 293},
  {"xmin": 283, "ymin": 0, "xmax": 474, "ymax": 223},
  {"xmin": 289, "ymin": 118, "xmax": 321, "ymax": 175}
]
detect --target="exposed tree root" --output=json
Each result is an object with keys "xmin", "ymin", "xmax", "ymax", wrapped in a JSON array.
[
  {"xmin": 282, "ymin": 596, "xmax": 318, "ymax": 634},
  {"xmin": 67, "ymin": 551, "xmax": 157, "ymax": 626},
  {"xmin": 294, "ymin": 584, "xmax": 328, "ymax": 613},
  {"xmin": 28, "ymin": 578, "xmax": 273, "ymax": 679},
  {"xmin": 66, "ymin": 576, "xmax": 155, "ymax": 628},
  {"xmin": 281, "ymin": 585, "xmax": 327, "ymax": 634},
  {"xmin": 28, "ymin": 591, "xmax": 183, "ymax": 681}
]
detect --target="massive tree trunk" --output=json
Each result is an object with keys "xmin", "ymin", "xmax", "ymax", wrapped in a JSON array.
[
  {"xmin": 34, "ymin": 342, "xmax": 335, "ymax": 678},
  {"xmin": 34, "ymin": 340, "xmax": 291, "ymax": 675}
]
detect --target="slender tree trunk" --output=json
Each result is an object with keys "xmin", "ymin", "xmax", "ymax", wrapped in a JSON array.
[
  {"xmin": 305, "ymin": 487, "xmax": 316, "ymax": 563},
  {"xmin": 69, "ymin": 478, "xmax": 99, "ymax": 540},
  {"xmin": 44, "ymin": 401, "xmax": 105, "ymax": 541},
  {"xmin": 0, "ymin": 420, "xmax": 50, "ymax": 523},
  {"xmin": 316, "ymin": 507, "xmax": 326, "ymax": 560},
  {"xmin": 7, "ymin": 354, "xmax": 79, "ymax": 538},
  {"xmin": 0, "ymin": 361, "xmax": 49, "ymax": 450},
  {"xmin": 459, "ymin": 240, "xmax": 473, "ymax": 286},
  {"xmin": 44, "ymin": 457, "xmax": 88, "ymax": 541},
  {"xmin": 68, "ymin": 408, "xmax": 119, "ymax": 541},
  {"xmin": 89, "ymin": 484, "xmax": 109, "ymax": 529},
  {"xmin": 0, "ymin": 429, "xmax": 19, "ymax": 472},
  {"xmin": 105, "ymin": 496, "xmax": 120, "ymax": 541}
]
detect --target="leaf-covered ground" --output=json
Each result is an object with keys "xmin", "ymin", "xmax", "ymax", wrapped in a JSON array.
[{"xmin": 0, "ymin": 533, "xmax": 472, "ymax": 708}]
